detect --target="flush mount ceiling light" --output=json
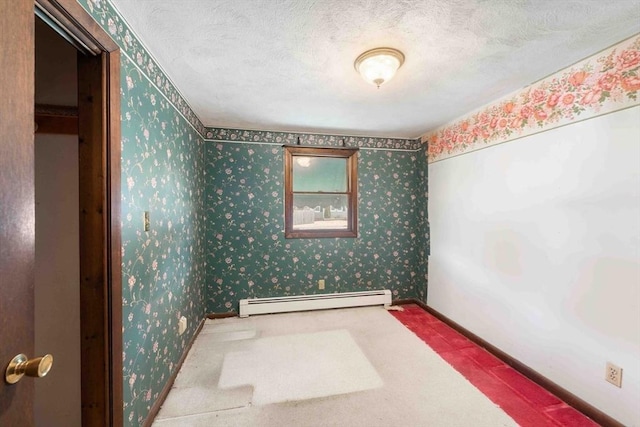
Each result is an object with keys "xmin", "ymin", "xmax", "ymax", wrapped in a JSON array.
[{"xmin": 354, "ymin": 47, "xmax": 405, "ymax": 88}]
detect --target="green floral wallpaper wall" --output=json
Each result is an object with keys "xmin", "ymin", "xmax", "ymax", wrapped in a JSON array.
[
  {"xmin": 80, "ymin": 1, "xmax": 430, "ymax": 425},
  {"xmin": 120, "ymin": 57, "xmax": 207, "ymax": 426},
  {"xmin": 205, "ymin": 141, "xmax": 429, "ymax": 313},
  {"xmin": 79, "ymin": 1, "xmax": 207, "ymax": 425}
]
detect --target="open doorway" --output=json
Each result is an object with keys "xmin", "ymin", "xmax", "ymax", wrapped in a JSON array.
[
  {"xmin": 31, "ymin": 1, "xmax": 123, "ymax": 424},
  {"xmin": 34, "ymin": 16, "xmax": 81, "ymax": 426}
]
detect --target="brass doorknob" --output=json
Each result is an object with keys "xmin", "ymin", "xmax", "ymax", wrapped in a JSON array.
[{"xmin": 5, "ymin": 354, "xmax": 53, "ymax": 384}]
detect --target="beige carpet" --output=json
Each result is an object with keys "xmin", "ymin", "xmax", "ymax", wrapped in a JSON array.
[
  {"xmin": 153, "ymin": 307, "xmax": 517, "ymax": 426},
  {"xmin": 218, "ymin": 329, "xmax": 384, "ymax": 405}
]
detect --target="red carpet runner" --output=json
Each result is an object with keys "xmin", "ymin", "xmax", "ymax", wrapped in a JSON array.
[{"xmin": 391, "ymin": 304, "xmax": 599, "ymax": 427}]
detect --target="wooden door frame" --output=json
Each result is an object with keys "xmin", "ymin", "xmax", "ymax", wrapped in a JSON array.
[{"xmin": 36, "ymin": 1, "xmax": 123, "ymax": 425}]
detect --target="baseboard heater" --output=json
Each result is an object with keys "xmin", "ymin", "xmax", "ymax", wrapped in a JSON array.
[{"xmin": 239, "ymin": 289, "xmax": 392, "ymax": 318}]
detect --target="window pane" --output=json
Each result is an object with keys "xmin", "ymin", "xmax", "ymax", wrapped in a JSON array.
[
  {"xmin": 293, "ymin": 156, "xmax": 347, "ymax": 192},
  {"xmin": 292, "ymin": 194, "xmax": 349, "ymax": 230}
]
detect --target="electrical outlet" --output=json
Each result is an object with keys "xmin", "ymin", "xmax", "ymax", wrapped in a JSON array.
[
  {"xmin": 318, "ymin": 279, "xmax": 325, "ymax": 290},
  {"xmin": 178, "ymin": 316, "xmax": 187, "ymax": 336},
  {"xmin": 143, "ymin": 211, "xmax": 150, "ymax": 231},
  {"xmin": 605, "ymin": 362, "xmax": 622, "ymax": 388}
]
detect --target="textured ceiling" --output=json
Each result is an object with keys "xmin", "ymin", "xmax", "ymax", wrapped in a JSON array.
[{"xmin": 110, "ymin": 0, "xmax": 640, "ymax": 138}]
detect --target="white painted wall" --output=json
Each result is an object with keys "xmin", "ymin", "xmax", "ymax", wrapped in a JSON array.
[{"xmin": 428, "ymin": 106, "xmax": 640, "ymax": 426}]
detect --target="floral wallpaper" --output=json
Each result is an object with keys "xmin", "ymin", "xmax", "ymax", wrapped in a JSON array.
[
  {"xmin": 205, "ymin": 127, "xmax": 421, "ymax": 150},
  {"xmin": 424, "ymin": 35, "xmax": 640, "ymax": 163},
  {"xmin": 79, "ymin": 1, "xmax": 430, "ymax": 425},
  {"xmin": 205, "ymin": 142, "xmax": 429, "ymax": 313},
  {"xmin": 120, "ymin": 56, "xmax": 207, "ymax": 426},
  {"xmin": 78, "ymin": 1, "xmax": 208, "ymax": 426}
]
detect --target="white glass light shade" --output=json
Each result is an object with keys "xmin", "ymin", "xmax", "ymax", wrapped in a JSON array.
[
  {"xmin": 295, "ymin": 157, "xmax": 311, "ymax": 167},
  {"xmin": 354, "ymin": 48, "xmax": 405, "ymax": 88}
]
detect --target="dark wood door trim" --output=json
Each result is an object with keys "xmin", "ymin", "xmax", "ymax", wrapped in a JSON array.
[
  {"xmin": 77, "ymin": 51, "xmax": 123, "ymax": 427},
  {"xmin": 41, "ymin": 1, "xmax": 123, "ymax": 425},
  {"xmin": 106, "ymin": 49, "xmax": 123, "ymax": 427},
  {"xmin": 35, "ymin": 0, "xmax": 118, "ymax": 53}
]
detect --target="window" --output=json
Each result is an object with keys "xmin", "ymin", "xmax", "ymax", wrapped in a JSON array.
[{"xmin": 284, "ymin": 146, "xmax": 358, "ymax": 238}]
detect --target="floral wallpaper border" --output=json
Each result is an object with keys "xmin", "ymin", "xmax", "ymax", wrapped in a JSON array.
[
  {"xmin": 80, "ymin": 0, "xmax": 207, "ymax": 137},
  {"xmin": 205, "ymin": 127, "xmax": 422, "ymax": 150},
  {"xmin": 423, "ymin": 35, "xmax": 640, "ymax": 163}
]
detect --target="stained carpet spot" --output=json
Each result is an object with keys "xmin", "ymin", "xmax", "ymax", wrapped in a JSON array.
[{"xmin": 217, "ymin": 329, "xmax": 383, "ymax": 405}]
